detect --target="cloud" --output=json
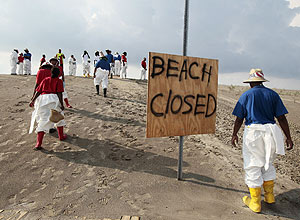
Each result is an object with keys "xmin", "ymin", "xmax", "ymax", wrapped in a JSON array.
[{"xmin": 0, "ymin": 0, "xmax": 300, "ymax": 85}]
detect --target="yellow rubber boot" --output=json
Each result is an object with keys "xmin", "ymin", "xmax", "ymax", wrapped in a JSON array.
[
  {"xmin": 243, "ymin": 187, "xmax": 261, "ymax": 213},
  {"xmin": 263, "ymin": 180, "xmax": 275, "ymax": 203}
]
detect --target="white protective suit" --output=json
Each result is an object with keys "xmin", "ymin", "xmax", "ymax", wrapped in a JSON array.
[
  {"xmin": 114, "ymin": 59, "xmax": 121, "ymax": 76},
  {"xmin": 10, "ymin": 51, "xmax": 18, "ymax": 74},
  {"xmin": 243, "ymin": 123, "xmax": 285, "ymax": 188},
  {"xmin": 68, "ymin": 57, "xmax": 77, "ymax": 76},
  {"xmin": 94, "ymin": 68, "xmax": 109, "ymax": 89},
  {"xmin": 18, "ymin": 61, "xmax": 24, "ymax": 75},
  {"xmin": 24, "ymin": 59, "xmax": 31, "ymax": 75},
  {"xmin": 121, "ymin": 62, "xmax": 127, "ymax": 79},
  {"xmin": 82, "ymin": 54, "xmax": 90, "ymax": 76},
  {"xmin": 29, "ymin": 94, "xmax": 66, "ymax": 134},
  {"xmin": 140, "ymin": 68, "xmax": 146, "ymax": 80}
]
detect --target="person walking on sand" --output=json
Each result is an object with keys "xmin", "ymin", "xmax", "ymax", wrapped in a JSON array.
[
  {"xmin": 10, "ymin": 49, "xmax": 18, "ymax": 75},
  {"xmin": 29, "ymin": 67, "xmax": 67, "ymax": 150},
  {"xmin": 231, "ymin": 68, "xmax": 293, "ymax": 213},
  {"xmin": 94, "ymin": 51, "xmax": 100, "ymax": 67},
  {"xmin": 121, "ymin": 52, "xmax": 127, "ymax": 79},
  {"xmin": 56, "ymin": 49, "xmax": 65, "ymax": 69},
  {"xmin": 32, "ymin": 62, "xmax": 53, "ymax": 98},
  {"xmin": 82, "ymin": 50, "xmax": 91, "ymax": 77},
  {"xmin": 140, "ymin": 57, "xmax": 147, "ymax": 80},
  {"xmin": 114, "ymin": 52, "xmax": 121, "ymax": 76},
  {"xmin": 94, "ymin": 51, "xmax": 110, "ymax": 97},
  {"xmin": 40, "ymin": 54, "xmax": 46, "ymax": 66},
  {"xmin": 105, "ymin": 49, "xmax": 114, "ymax": 79},
  {"xmin": 23, "ymin": 48, "xmax": 32, "ymax": 75},
  {"xmin": 17, "ymin": 53, "xmax": 24, "ymax": 75},
  {"xmin": 50, "ymin": 57, "xmax": 72, "ymax": 108},
  {"xmin": 68, "ymin": 55, "xmax": 77, "ymax": 76}
]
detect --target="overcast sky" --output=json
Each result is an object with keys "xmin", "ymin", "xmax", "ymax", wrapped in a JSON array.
[{"xmin": 1, "ymin": 0, "xmax": 300, "ymax": 89}]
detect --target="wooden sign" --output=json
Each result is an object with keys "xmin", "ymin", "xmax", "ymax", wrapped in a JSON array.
[{"xmin": 146, "ymin": 52, "xmax": 218, "ymax": 138}]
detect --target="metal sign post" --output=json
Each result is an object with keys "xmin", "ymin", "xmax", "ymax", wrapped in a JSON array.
[{"xmin": 177, "ymin": 0, "xmax": 189, "ymax": 181}]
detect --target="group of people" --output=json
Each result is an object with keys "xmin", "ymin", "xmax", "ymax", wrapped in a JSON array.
[
  {"xmin": 25, "ymin": 46, "xmax": 293, "ymax": 215},
  {"xmin": 10, "ymin": 48, "xmax": 32, "ymax": 75},
  {"xmin": 81, "ymin": 49, "xmax": 128, "ymax": 79},
  {"xmin": 10, "ymin": 48, "xmax": 148, "ymax": 81}
]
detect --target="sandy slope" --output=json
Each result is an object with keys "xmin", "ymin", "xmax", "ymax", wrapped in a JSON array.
[{"xmin": 0, "ymin": 75, "xmax": 299, "ymax": 220}]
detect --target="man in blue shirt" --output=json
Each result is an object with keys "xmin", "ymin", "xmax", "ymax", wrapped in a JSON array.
[
  {"xmin": 232, "ymin": 69, "xmax": 293, "ymax": 213},
  {"xmin": 105, "ymin": 49, "xmax": 114, "ymax": 79},
  {"xmin": 94, "ymin": 51, "xmax": 110, "ymax": 97},
  {"xmin": 24, "ymin": 48, "xmax": 32, "ymax": 75}
]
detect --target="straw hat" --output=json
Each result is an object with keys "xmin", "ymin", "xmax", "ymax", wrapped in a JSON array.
[
  {"xmin": 49, "ymin": 109, "xmax": 64, "ymax": 123},
  {"xmin": 243, "ymin": 68, "xmax": 269, "ymax": 83}
]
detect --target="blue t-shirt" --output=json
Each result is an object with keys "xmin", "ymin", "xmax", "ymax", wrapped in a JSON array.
[
  {"xmin": 95, "ymin": 58, "xmax": 110, "ymax": 71},
  {"xmin": 105, "ymin": 54, "xmax": 113, "ymax": 63},
  {"xmin": 114, "ymin": 55, "xmax": 121, "ymax": 61},
  {"xmin": 232, "ymin": 85, "xmax": 288, "ymax": 125},
  {"xmin": 24, "ymin": 52, "xmax": 32, "ymax": 61}
]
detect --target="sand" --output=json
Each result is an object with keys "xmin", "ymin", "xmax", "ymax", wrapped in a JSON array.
[{"xmin": 0, "ymin": 74, "xmax": 299, "ymax": 220}]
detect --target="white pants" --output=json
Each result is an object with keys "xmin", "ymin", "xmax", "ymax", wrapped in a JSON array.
[
  {"xmin": 11, "ymin": 61, "xmax": 17, "ymax": 74},
  {"xmin": 29, "ymin": 94, "xmax": 66, "ymax": 134},
  {"xmin": 83, "ymin": 63, "xmax": 90, "ymax": 76},
  {"xmin": 69, "ymin": 64, "xmax": 76, "ymax": 76},
  {"xmin": 24, "ymin": 59, "xmax": 31, "ymax": 75},
  {"xmin": 114, "ymin": 60, "xmax": 121, "ymax": 76},
  {"xmin": 18, "ymin": 63, "xmax": 24, "ymax": 75},
  {"xmin": 94, "ymin": 68, "xmax": 109, "ymax": 89},
  {"xmin": 140, "ymin": 68, "xmax": 146, "ymax": 80},
  {"xmin": 243, "ymin": 124, "xmax": 285, "ymax": 188},
  {"xmin": 121, "ymin": 63, "xmax": 127, "ymax": 79}
]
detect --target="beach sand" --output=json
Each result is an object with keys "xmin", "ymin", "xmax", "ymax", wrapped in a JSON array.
[{"xmin": 0, "ymin": 75, "xmax": 299, "ymax": 220}]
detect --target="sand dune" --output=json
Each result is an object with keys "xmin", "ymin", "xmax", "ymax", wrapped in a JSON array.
[{"xmin": 0, "ymin": 75, "xmax": 299, "ymax": 220}]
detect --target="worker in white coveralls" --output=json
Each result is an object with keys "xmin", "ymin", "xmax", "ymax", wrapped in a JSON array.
[
  {"xmin": 121, "ymin": 52, "xmax": 127, "ymax": 79},
  {"xmin": 29, "ymin": 67, "xmax": 67, "ymax": 150},
  {"xmin": 10, "ymin": 49, "xmax": 18, "ymax": 75},
  {"xmin": 94, "ymin": 51, "xmax": 100, "ymax": 67},
  {"xmin": 82, "ymin": 50, "xmax": 91, "ymax": 77},
  {"xmin": 114, "ymin": 52, "xmax": 121, "ymax": 76},
  {"xmin": 93, "ymin": 51, "xmax": 110, "ymax": 97},
  {"xmin": 23, "ymin": 48, "xmax": 32, "ymax": 75},
  {"xmin": 18, "ymin": 53, "xmax": 24, "ymax": 75},
  {"xmin": 140, "ymin": 57, "xmax": 147, "ymax": 80},
  {"xmin": 68, "ymin": 55, "xmax": 77, "ymax": 76},
  {"xmin": 231, "ymin": 69, "xmax": 293, "ymax": 213}
]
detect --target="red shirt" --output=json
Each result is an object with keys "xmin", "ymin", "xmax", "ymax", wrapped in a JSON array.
[
  {"xmin": 121, "ymin": 55, "xmax": 127, "ymax": 63},
  {"xmin": 36, "ymin": 77, "xmax": 64, "ymax": 95},
  {"xmin": 141, "ymin": 60, "xmax": 146, "ymax": 69},
  {"xmin": 40, "ymin": 57, "xmax": 46, "ymax": 64},
  {"xmin": 18, "ymin": 56, "xmax": 24, "ymax": 63},
  {"xmin": 36, "ymin": 69, "xmax": 52, "ymax": 85}
]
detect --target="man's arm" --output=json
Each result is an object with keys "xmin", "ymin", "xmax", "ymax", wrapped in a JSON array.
[
  {"xmin": 276, "ymin": 115, "xmax": 293, "ymax": 150},
  {"xmin": 57, "ymin": 92, "xmax": 64, "ymax": 111},
  {"xmin": 94, "ymin": 67, "xmax": 98, "ymax": 78},
  {"xmin": 231, "ymin": 116, "xmax": 244, "ymax": 147},
  {"xmin": 29, "ymin": 92, "xmax": 41, "ymax": 107}
]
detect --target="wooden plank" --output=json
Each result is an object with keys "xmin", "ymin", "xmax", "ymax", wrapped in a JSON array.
[
  {"xmin": 130, "ymin": 217, "xmax": 140, "ymax": 220},
  {"xmin": 147, "ymin": 52, "xmax": 218, "ymax": 138},
  {"xmin": 120, "ymin": 216, "xmax": 131, "ymax": 220}
]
